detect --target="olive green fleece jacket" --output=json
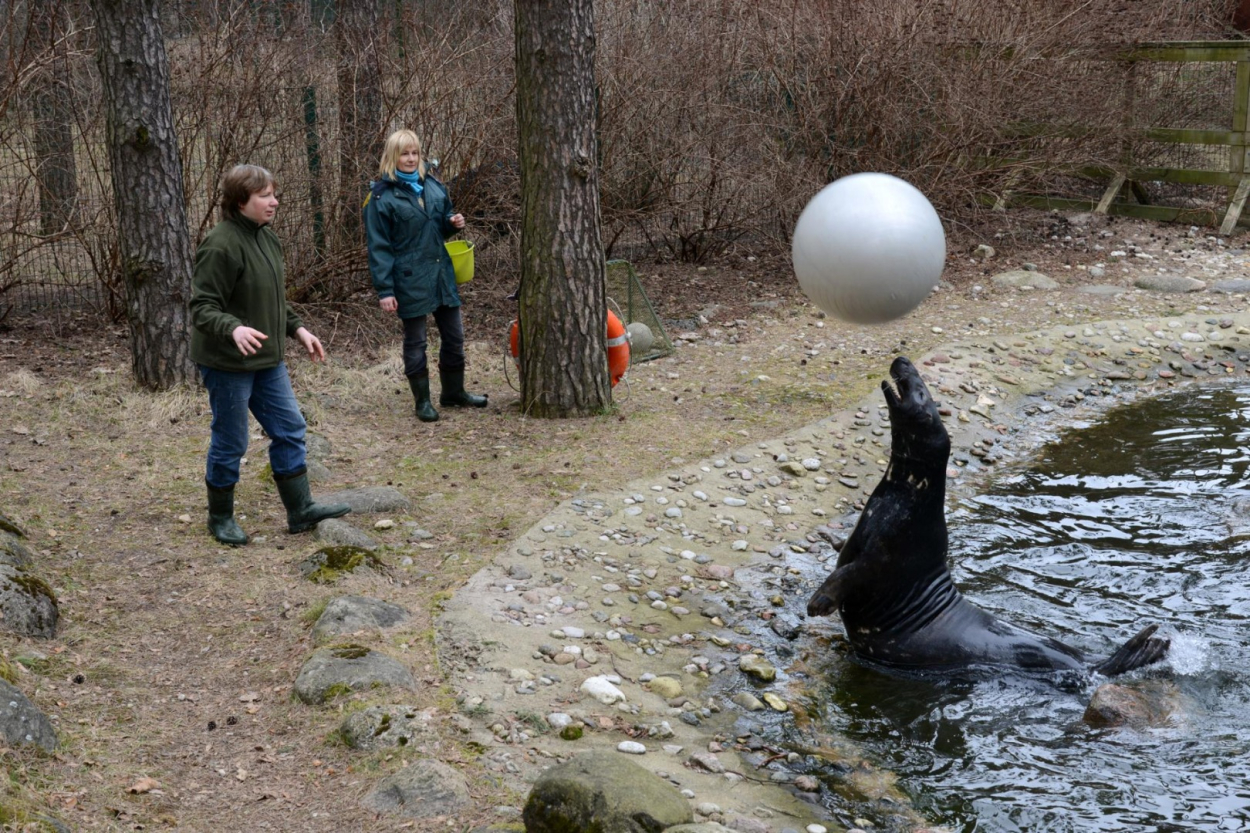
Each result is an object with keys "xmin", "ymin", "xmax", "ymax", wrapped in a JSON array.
[{"xmin": 189, "ymin": 214, "xmax": 304, "ymax": 372}]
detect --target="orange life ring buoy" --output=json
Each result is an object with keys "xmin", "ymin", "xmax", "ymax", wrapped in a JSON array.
[{"xmin": 508, "ymin": 310, "xmax": 630, "ymax": 387}]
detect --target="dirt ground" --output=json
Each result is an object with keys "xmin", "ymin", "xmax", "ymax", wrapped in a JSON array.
[{"xmin": 1, "ymin": 209, "xmax": 1247, "ymax": 831}]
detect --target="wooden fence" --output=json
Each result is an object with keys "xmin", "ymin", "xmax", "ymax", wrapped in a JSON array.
[{"xmin": 996, "ymin": 41, "xmax": 1250, "ymax": 235}]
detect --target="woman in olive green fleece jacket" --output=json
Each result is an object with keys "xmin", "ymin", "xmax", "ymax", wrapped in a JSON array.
[{"xmin": 189, "ymin": 164, "xmax": 349, "ymax": 546}]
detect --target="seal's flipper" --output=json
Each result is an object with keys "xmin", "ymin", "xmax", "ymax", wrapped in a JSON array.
[
  {"xmin": 1090, "ymin": 624, "xmax": 1170, "ymax": 677},
  {"xmin": 807, "ymin": 562, "xmax": 864, "ymax": 617}
]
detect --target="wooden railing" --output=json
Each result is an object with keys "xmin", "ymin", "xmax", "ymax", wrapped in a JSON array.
[{"xmin": 995, "ymin": 41, "xmax": 1250, "ymax": 234}]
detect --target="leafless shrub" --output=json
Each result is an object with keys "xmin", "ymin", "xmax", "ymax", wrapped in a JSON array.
[{"xmin": 0, "ymin": 0, "xmax": 1236, "ymax": 322}]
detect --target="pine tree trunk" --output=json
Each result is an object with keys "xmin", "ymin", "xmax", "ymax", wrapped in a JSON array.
[
  {"xmin": 515, "ymin": 0, "xmax": 610, "ymax": 418},
  {"xmin": 30, "ymin": 2, "xmax": 79, "ymax": 236},
  {"xmin": 93, "ymin": 0, "xmax": 194, "ymax": 390},
  {"xmin": 334, "ymin": 0, "xmax": 383, "ymax": 250}
]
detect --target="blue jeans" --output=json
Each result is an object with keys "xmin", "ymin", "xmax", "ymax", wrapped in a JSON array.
[
  {"xmin": 401, "ymin": 304, "xmax": 465, "ymax": 378},
  {"xmin": 200, "ymin": 363, "xmax": 307, "ymax": 488}
]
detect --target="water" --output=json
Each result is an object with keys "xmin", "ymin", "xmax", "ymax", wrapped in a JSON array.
[{"xmin": 795, "ymin": 384, "xmax": 1250, "ymax": 831}]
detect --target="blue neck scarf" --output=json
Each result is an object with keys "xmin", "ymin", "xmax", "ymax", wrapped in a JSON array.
[{"xmin": 394, "ymin": 168, "xmax": 424, "ymax": 197}]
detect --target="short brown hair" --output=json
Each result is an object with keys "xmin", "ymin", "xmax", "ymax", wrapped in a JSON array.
[{"xmin": 220, "ymin": 164, "xmax": 275, "ymax": 219}]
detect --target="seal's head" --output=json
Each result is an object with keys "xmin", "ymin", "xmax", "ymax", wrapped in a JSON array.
[{"xmin": 883, "ymin": 356, "xmax": 949, "ymax": 466}]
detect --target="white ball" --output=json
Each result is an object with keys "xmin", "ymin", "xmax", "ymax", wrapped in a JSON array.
[
  {"xmin": 792, "ymin": 173, "xmax": 945, "ymax": 325},
  {"xmin": 626, "ymin": 321, "xmax": 654, "ymax": 354}
]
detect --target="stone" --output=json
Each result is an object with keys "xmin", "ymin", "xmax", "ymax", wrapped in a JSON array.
[
  {"xmin": 0, "ymin": 679, "xmax": 56, "ymax": 751},
  {"xmin": 687, "ymin": 751, "xmax": 725, "ymax": 774},
  {"xmin": 361, "ymin": 758, "xmax": 471, "ymax": 818},
  {"xmin": 293, "ymin": 646, "xmax": 416, "ymax": 705},
  {"xmin": 990, "ymin": 270, "xmax": 1059, "ymax": 290},
  {"xmin": 0, "ymin": 530, "xmax": 34, "ymax": 569},
  {"xmin": 304, "ymin": 432, "xmax": 333, "ymax": 461},
  {"xmin": 1211, "ymin": 278, "xmax": 1250, "ymax": 294},
  {"xmin": 310, "ymin": 595, "xmax": 410, "ymax": 644},
  {"xmin": 0, "ymin": 513, "xmax": 26, "ymax": 539},
  {"xmin": 316, "ymin": 486, "xmax": 412, "ymax": 514},
  {"xmin": 666, "ymin": 825, "xmax": 736, "ymax": 833},
  {"xmin": 305, "ymin": 459, "xmax": 333, "ymax": 483},
  {"xmin": 731, "ymin": 692, "xmax": 766, "ymax": 711},
  {"xmin": 523, "ymin": 751, "xmax": 693, "ymax": 833},
  {"xmin": 761, "ymin": 693, "xmax": 788, "ymax": 712},
  {"xmin": 1133, "ymin": 275, "xmax": 1205, "ymax": 293},
  {"xmin": 647, "ymin": 676, "xmax": 683, "ymax": 699},
  {"xmin": 724, "ymin": 817, "xmax": 770, "ymax": 833},
  {"xmin": 580, "ymin": 676, "xmax": 626, "ymax": 705},
  {"xmin": 738, "ymin": 654, "xmax": 776, "ymax": 682},
  {"xmin": 339, "ymin": 705, "xmax": 434, "ymax": 750},
  {"xmin": 313, "ymin": 518, "xmax": 380, "ymax": 550},
  {"xmin": 0, "ymin": 564, "xmax": 58, "ymax": 639},
  {"xmin": 297, "ymin": 546, "xmax": 385, "ymax": 584},
  {"xmin": 1083, "ymin": 680, "xmax": 1184, "ymax": 729}
]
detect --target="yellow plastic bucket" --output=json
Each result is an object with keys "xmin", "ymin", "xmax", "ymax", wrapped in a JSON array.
[{"xmin": 445, "ymin": 240, "xmax": 475, "ymax": 284}]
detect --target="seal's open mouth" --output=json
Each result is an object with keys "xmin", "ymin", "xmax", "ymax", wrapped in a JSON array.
[{"xmin": 882, "ymin": 355, "xmax": 920, "ymax": 412}]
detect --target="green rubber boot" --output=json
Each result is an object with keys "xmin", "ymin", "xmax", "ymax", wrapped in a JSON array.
[
  {"xmin": 408, "ymin": 373, "xmax": 440, "ymax": 422},
  {"xmin": 439, "ymin": 367, "xmax": 488, "ymax": 408},
  {"xmin": 273, "ymin": 468, "xmax": 350, "ymax": 533},
  {"xmin": 206, "ymin": 482, "xmax": 249, "ymax": 546}
]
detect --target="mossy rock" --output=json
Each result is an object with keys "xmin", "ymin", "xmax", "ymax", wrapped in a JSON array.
[
  {"xmin": 293, "ymin": 645, "xmax": 416, "ymax": 705},
  {"xmin": 0, "ymin": 565, "xmax": 59, "ymax": 639},
  {"xmin": 297, "ymin": 546, "xmax": 386, "ymax": 584},
  {"xmin": 523, "ymin": 751, "xmax": 693, "ymax": 832},
  {"xmin": 0, "ymin": 530, "xmax": 34, "ymax": 570},
  {"xmin": 339, "ymin": 704, "xmax": 435, "ymax": 751},
  {"xmin": 0, "ymin": 511, "xmax": 27, "ymax": 538}
]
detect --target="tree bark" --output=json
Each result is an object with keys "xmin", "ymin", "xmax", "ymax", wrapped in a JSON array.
[
  {"xmin": 93, "ymin": 0, "xmax": 194, "ymax": 390},
  {"xmin": 334, "ymin": 0, "xmax": 383, "ymax": 250},
  {"xmin": 29, "ymin": 1, "xmax": 78, "ymax": 235},
  {"xmin": 515, "ymin": 0, "xmax": 610, "ymax": 418}
]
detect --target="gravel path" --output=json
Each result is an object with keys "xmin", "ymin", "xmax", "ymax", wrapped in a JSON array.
[{"xmin": 439, "ymin": 218, "xmax": 1250, "ymax": 831}]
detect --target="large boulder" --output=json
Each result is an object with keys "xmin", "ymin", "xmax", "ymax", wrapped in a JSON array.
[
  {"xmin": 990, "ymin": 269, "xmax": 1059, "ymax": 290},
  {"xmin": 0, "ymin": 564, "xmax": 58, "ymax": 638},
  {"xmin": 0, "ymin": 530, "xmax": 34, "ymax": 569},
  {"xmin": 523, "ymin": 751, "xmax": 693, "ymax": 833},
  {"xmin": 1084, "ymin": 680, "xmax": 1184, "ymax": 729},
  {"xmin": 311, "ymin": 595, "xmax": 409, "ymax": 644},
  {"xmin": 0, "ymin": 511, "xmax": 27, "ymax": 538},
  {"xmin": 360, "ymin": 758, "xmax": 471, "ymax": 818},
  {"xmin": 0, "ymin": 679, "xmax": 57, "ymax": 751},
  {"xmin": 316, "ymin": 486, "xmax": 412, "ymax": 514},
  {"xmin": 293, "ymin": 645, "xmax": 416, "ymax": 705},
  {"xmin": 339, "ymin": 704, "xmax": 435, "ymax": 750}
]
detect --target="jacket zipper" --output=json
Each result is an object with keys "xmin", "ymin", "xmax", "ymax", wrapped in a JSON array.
[{"xmin": 253, "ymin": 226, "xmax": 282, "ymax": 336}]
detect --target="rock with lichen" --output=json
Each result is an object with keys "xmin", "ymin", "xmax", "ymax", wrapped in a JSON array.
[
  {"xmin": 0, "ymin": 564, "xmax": 58, "ymax": 639},
  {"xmin": 293, "ymin": 644, "xmax": 416, "ymax": 705}
]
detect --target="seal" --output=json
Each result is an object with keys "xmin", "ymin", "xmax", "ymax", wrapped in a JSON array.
[{"xmin": 806, "ymin": 356, "xmax": 1169, "ymax": 677}]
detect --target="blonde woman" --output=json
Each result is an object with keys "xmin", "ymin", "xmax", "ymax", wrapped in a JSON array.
[{"xmin": 364, "ymin": 130, "xmax": 485, "ymax": 422}]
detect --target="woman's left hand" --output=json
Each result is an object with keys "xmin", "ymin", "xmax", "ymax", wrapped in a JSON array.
[
  {"xmin": 294, "ymin": 327, "xmax": 327, "ymax": 363},
  {"xmin": 449, "ymin": 213, "xmax": 465, "ymax": 230}
]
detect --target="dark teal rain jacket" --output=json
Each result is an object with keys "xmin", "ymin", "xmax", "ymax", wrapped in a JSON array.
[{"xmin": 363, "ymin": 175, "xmax": 460, "ymax": 319}]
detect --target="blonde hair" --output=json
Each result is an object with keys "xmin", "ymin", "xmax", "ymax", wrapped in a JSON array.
[
  {"xmin": 220, "ymin": 164, "xmax": 275, "ymax": 219},
  {"xmin": 378, "ymin": 130, "xmax": 425, "ymax": 180}
]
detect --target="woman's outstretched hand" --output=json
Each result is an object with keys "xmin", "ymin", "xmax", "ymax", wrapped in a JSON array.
[{"xmin": 231, "ymin": 325, "xmax": 267, "ymax": 356}]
